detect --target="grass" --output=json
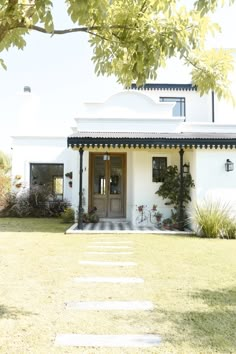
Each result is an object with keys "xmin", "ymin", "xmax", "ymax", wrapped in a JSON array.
[{"xmin": 0, "ymin": 218, "xmax": 236, "ymax": 353}]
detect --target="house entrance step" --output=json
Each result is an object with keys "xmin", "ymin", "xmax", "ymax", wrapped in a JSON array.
[{"xmin": 100, "ymin": 218, "xmax": 129, "ymax": 223}]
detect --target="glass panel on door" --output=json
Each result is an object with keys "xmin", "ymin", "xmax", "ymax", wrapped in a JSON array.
[
  {"xmin": 110, "ymin": 156, "xmax": 122, "ymax": 195},
  {"xmin": 94, "ymin": 156, "xmax": 106, "ymax": 195},
  {"xmin": 92, "ymin": 156, "xmax": 107, "ymax": 217}
]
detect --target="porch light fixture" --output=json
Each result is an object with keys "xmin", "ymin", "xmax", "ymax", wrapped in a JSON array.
[
  {"xmin": 103, "ymin": 152, "xmax": 110, "ymax": 161},
  {"xmin": 183, "ymin": 163, "xmax": 190, "ymax": 174},
  {"xmin": 225, "ymin": 159, "xmax": 234, "ymax": 172}
]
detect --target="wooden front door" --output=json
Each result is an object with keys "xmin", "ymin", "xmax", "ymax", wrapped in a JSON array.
[{"xmin": 89, "ymin": 153, "xmax": 126, "ymax": 218}]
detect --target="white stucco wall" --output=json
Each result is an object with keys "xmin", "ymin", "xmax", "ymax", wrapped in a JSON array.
[
  {"xmin": 193, "ymin": 149, "xmax": 236, "ymax": 213},
  {"xmin": 11, "ymin": 136, "xmax": 78, "ymax": 208},
  {"xmin": 126, "ymin": 149, "xmax": 181, "ymax": 223},
  {"xmin": 136, "ymin": 89, "xmax": 212, "ymax": 123}
]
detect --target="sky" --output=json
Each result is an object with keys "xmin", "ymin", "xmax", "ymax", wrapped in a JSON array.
[{"xmin": 0, "ymin": 1, "xmax": 236, "ymax": 152}]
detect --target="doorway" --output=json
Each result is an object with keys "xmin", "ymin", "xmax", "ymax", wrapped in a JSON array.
[{"xmin": 89, "ymin": 153, "xmax": 126, "ymax": 218}]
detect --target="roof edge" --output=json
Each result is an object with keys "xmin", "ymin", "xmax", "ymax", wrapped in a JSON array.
[{"xmin": 129, "ymin": 83, "xmax": 197, "ymax": 91}]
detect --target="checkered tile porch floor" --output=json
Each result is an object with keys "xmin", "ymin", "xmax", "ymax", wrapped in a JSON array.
[
  {"xmin": 66, "ymin": 220, "xmax": 194, "ymax": 235},
  {"xmin": 78, "ymin": 221, "xmax": 159, "ymax": 231}
]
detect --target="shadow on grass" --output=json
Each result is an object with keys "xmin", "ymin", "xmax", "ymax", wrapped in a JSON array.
[
  {"xmin": 0, "ymin": 217, "xmax": 72, "ymax": 233},
  {"xmin": 0, "ymin": 304, "xmax": 38, "ymax": 319},
  {"xmin": 161, "ymin": 286, "xmax": 236, "ymax": 353},
  {"xmin": 192, "ymin": 286, "xmax": 236, "ymax": 307}
]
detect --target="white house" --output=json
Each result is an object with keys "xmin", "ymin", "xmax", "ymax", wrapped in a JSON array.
[{"xmin": 11, "ymin": 83, "xmax": 236, "ymax": 230}]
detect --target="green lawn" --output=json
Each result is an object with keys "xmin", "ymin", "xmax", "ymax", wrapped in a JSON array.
[{"xmin": 0, "ymin": 218, "xmax": 236, "ymax": 354}]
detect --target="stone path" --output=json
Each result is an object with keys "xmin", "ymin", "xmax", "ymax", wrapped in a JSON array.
[
  {"xmin": 79, "ymin": 260, "xmax": 137, "ymax": 266},
  {"xmin": 54, "ymin": 236, "xmax": 161, "ymax": 349},
  {"xmin": 74, "ymin": 276, "xmax": 144, "ymax": 283},
  {"xmin": 55, "ymin": 334, "xmax": 161, "ymax": 348},
  {"xmin": 87, "ymin": 245, "xmax": 133, "ymax": 248},
  {"xmin": 85, "ymin": 251, "xmax": 133, "ymax": 254},
  {"xmin": 65, "ymin": 300, "xmax": 154, "ymax": 310}
]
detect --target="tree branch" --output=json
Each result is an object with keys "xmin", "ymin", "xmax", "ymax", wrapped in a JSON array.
[{"xmin": 29, "ymin": 24, "xmax": 136, "ymax": 35}]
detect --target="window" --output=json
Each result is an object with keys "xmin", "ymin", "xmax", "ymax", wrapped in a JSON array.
[
  {"xmin": 30, "ymin": 163, "xmax": 64, "ymax": 199},
  {"xmin": 152, "ymin": 157, "xmax": 167, "ymax": 182},
  {"xmin": 159, "ymin": 97, "xmax": 185, "ymax": 117}
]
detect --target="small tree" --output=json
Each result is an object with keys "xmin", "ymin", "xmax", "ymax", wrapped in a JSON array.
[{"xmin": 156, "ymin": 165, "xmax": 195, "ymax": 224}]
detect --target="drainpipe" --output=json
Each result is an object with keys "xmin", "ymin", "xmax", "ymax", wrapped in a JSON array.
[
  {"xmin": 211, "ymin": 90, "xmax": 215, "ymax": 123},
  {"xmin": 179, "ymin": 148, "xmax": 184, "ymax": 231},
  {"xmin": 78, "ymin": 148, "xmax": 84, "ymax": 230}
]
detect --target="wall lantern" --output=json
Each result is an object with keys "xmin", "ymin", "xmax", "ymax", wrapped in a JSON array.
[
  {"xmin": 225, "ymin": 159, "xmax": 234, "ymax": 172},
  {"xmin": 103, "ymin": 152, "xmax": 110, "ymax": 161},
  {"xmin": 183, "ymin": 163, "xmax": 190, "ymax": 174}
]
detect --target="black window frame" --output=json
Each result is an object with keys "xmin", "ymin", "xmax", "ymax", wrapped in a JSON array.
[
  {"xmin": 152, "ymin": 157, "xmax": 167, "ymax": 183},
  {"xmin": 159, "ymin": 97, "xmax": 186, "ymax": 117},
  {"xmin": 30, "ymin": 163, "xmax": 64, "ymax": 198}
]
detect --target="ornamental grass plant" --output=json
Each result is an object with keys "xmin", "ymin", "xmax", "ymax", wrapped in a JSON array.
[{"xmin": 193, "ymin": 199, "xmax": 236, "ymax": 238}]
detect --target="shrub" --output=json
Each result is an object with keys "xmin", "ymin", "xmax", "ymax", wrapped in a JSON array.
[
  {"xmin": 156, "ymin": 165, "xmax": 195, "ymax": 226},
  {"xmin": 221, "ymin": 218, "xmax": 236, "ymax": 239},
  {"xmin": 61, "ymin": 208, "xmax": 75, "ymax": 223},
  {"xmin": 193, "ymin": 200, "xmax": 236, "ymax": 238},
  {"xmin": 1, "ymin": 187, "xmax": 70, "ymax": 218}
]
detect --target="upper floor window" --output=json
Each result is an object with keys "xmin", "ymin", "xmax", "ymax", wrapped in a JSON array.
[
  {"xmin": 159, "ymin": 97, "xmax": 185, "ymax": 117},
  {"xmin": 30, "ymin": 163, "xmax": 64, "ymax": 199},
  {"xmin": 152, "ymin": 157, "xmax": 167, "ymax": 183}
]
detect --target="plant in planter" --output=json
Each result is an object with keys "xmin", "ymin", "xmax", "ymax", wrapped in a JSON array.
[
  {"xmin": 68, "ymin": 181, "xmax": 72, "ymax": 188},
  {"xmin": 162, "ymin": 218, "xmax": 173, "ymax": 230},
  {"xmin": 83, "ymin": 206, "xmax": 99, "ymax": 223},
  {"xmin": 137, "ymin": 205, "xmax": 145, "ymax": 212},
  {"xmin": 154, "ymin": 211, "xmax": 162, "ymax": 222},
  {"xmin": 65, "ymin": 172, "xmax": 73, "ymax": 179}
]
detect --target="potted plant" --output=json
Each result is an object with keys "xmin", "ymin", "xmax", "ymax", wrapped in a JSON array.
[
  {"xmin": 68, "ymin": 181, "xmax": 72, "ymax": 188},
  {"xmin": 137, "ymin": 205, "xmax": 144, "ymax": 212},
  {"xmin": 162, "ymin": 218, "xmax": 173, "ymax": 230},
  {"xmin": 65, "ymin": 172, "xmax": 73, "ymax": 179},
  {"xmin": 83, "ymin": 207, "xmax": 99, "ymax": 223},
  {"xmin": 154, "ymin": 211, "xmax": 162, "ymax": 222}
]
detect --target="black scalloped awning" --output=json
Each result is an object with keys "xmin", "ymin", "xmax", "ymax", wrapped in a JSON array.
[{"xmin": 67, "ymin": 132, "xmax": 236, "ymax": 149}]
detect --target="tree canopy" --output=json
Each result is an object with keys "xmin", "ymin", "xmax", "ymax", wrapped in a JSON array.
[{"xmin": 0, "ymin": 0, "xmax": 235, "ymax": 101}]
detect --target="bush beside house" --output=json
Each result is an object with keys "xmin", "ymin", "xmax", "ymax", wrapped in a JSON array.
[{"xmin": 1, "ymin": 187, "xmax": 70, "ymax": 218}]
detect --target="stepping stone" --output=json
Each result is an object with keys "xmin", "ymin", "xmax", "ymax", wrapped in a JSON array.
[
  {"xmin": 85, "ymin": 252, "xmax": 133, "ymax": 255},
  {"xmin": 55, "ymin": 334, "xmax": 161, "ymax": 347},
  {"xmin": 90, "ymin": 241, "xmax": 133, "ymax": 244},
  {"xmin": 65, "ymin": 301, "xmax": 154, "ymax": 310},
  {"xmin": 73, "ymin": 277, "xmax": 144, "ymax": 283},
  {"xmin": 88, "ymin": 245, "xmax": 132, "ymax": 249},
  {"xmin": 79, "ymin": 261, "xmax": 136, "ymax": 266}
]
